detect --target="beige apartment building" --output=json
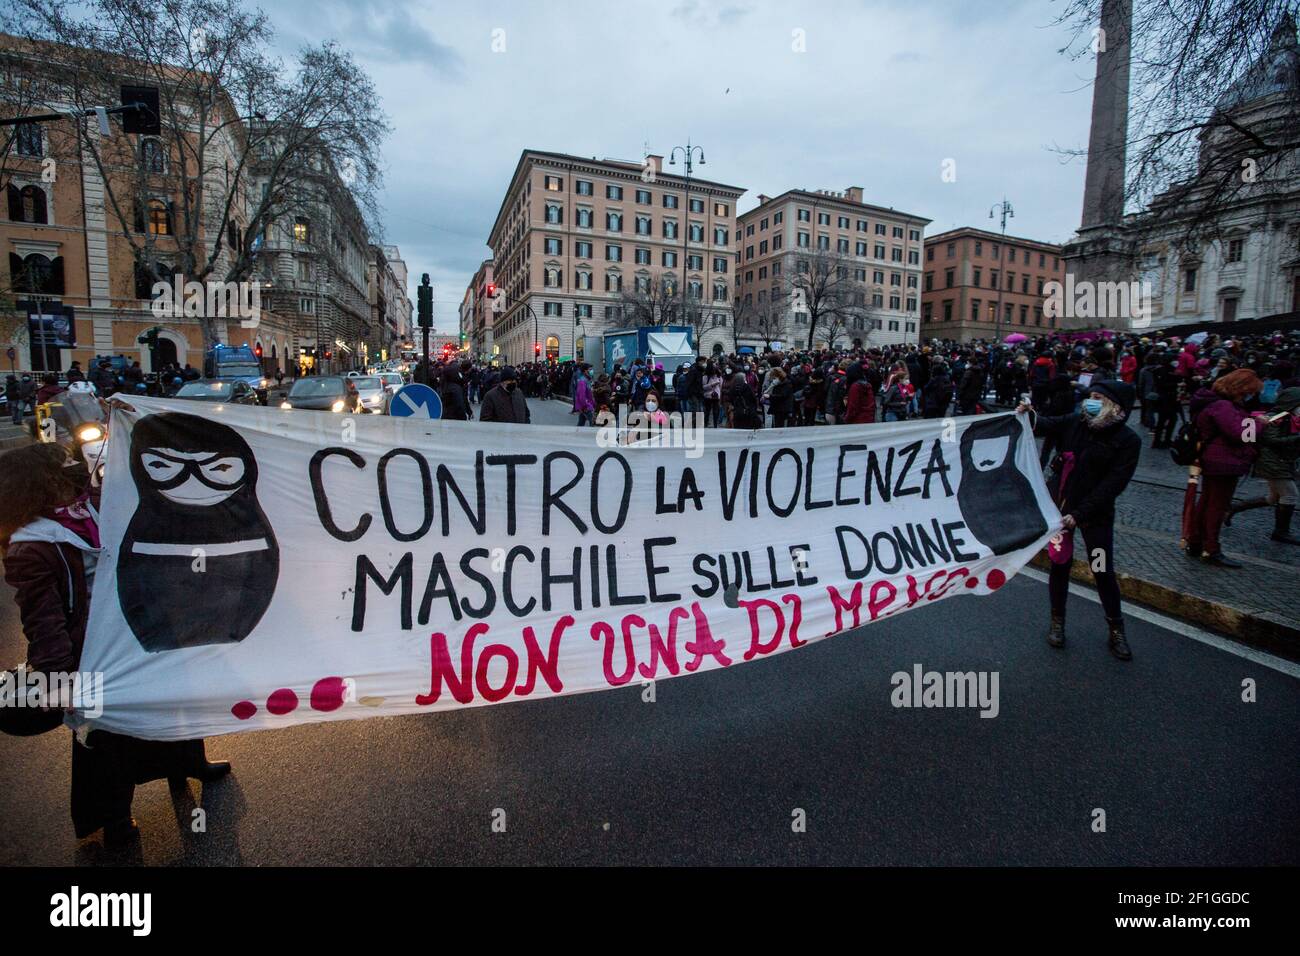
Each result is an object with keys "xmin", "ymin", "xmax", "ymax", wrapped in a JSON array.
[
  {"xmin": 921, "ymin": 227, "xmax": 1064, "ymax": 342},
  {"xmin": 485, "ymin": 149, "xmax": 746, "ymax": 365},
  {"xmin": 735, "ymin": 188, "xmax": 930, "ymax": 350},
  {"xmin": 459, "ymin": 258, "xmax": 494, "ymax": 361},
  {"xmin": 1, "ymin": 36, "xmax": 299, "ymax": 375}
]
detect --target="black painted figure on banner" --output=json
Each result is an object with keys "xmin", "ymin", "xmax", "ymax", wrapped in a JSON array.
[
  {"xmin": 956, "ymin": 414, "xmax": 1047, "ymax": 555},
  {"xmin": 118, "ymin": 412, "xmax": 279, "ymax": 651}
]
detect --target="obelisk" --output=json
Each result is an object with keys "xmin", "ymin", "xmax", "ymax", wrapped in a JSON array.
[{"xmin": 1060, "ymin": 0, "xmax": 1135, "ymax": 328}]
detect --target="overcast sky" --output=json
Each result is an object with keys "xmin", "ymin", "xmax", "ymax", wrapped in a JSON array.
[{"xmin": 267, "ymin": 0, "xmax": 1098, "ymax": 332}]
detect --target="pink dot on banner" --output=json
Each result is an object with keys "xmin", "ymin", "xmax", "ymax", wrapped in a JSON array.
[
  {"xmin": 266, "ymin": 688, "xmax": 299, "ymax": 715},
  {"xmin": 964, "ymin": 576, "xmax": 979, "ymax": 589},
  {"xmin": 311, "ymin": 677, "xmax": 347, "ymax": 712},
  {"xmin": 231, "ymin": 700, "xmax": 257, "ymax": 720},
  {"xmin": 987, "ymin": 569, "xmax": 1007, "ymax": 590}
]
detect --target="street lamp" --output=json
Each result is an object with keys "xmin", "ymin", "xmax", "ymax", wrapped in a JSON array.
[
  {"xmin": 669, "ymin": 140, "xmax": 705, "ymax": 327},
  {"xmin": 498, "ymin": 291, "xmax": 541, "ymax": 366},
  {"xmin": 989, "ymin": 198, "xmax": 1014, "ymax": 345}
]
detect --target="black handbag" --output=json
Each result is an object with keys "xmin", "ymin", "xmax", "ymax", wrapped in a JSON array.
[{"xmin": 0, "ymin": 667, "xmax": 68, "ymax": 737}]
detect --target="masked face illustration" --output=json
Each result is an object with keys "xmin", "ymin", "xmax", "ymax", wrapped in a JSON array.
[
  {"xmin": 117, "ymin": 412, "xmax": 279, "ymax": 652},
  {"xmin": 956, "ymin": 415, "xmax": 1048, "ymax": 556}
]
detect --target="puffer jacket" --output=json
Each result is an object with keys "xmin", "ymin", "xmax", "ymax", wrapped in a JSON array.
[
  {"xmin": 3, "ymin": 518, "xmax": 99, "ymax": 673},
  {"xmin": 1254, "ymin": 386, "xmax": 1300, "ymax": 480},
  {"xmin": 1192, "ymin": 387, "xmax": 1257, "ymax": 477}
]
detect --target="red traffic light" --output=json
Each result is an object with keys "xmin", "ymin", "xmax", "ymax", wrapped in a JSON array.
[
  {"xmin": 534, "ymin": 343, "xmax": 541, "ymax": 354},
  {"xmin": 486, "ymin": 282, "xmax": 496, "ymax": 297},
  {"xmin": 254, "ymin": 343, "xmax": 263, "ymax": 358}
]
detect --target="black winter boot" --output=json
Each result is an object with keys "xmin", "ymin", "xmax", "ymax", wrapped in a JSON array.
[
  {"xmin": 1047, "ymin": 613, "xmax": 1066, "ymax": 648},
  {"xmin": 1272, "ymin": 504, "xmax": 1300, "ymax": 545},
  {"xmin": 1224, "ymin": 497, "xmax": 1268, "ymax": 527},
  {"xmin": 1106, "ymin": 617, "xmax": 1132, "ymax": 661}
]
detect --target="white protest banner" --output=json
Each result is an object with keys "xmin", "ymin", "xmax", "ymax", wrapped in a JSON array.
[{"xmin": 78, "ymin": 397, "xmax": 1060, "ymax": 740}]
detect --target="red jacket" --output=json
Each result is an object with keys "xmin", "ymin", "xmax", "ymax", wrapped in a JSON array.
[{"xmin": 844, "ymin": 380, "xmax": 876, "ymax": 424}]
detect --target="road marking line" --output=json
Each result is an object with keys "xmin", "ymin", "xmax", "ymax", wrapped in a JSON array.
[{"xmin": 1017, "ymin": 566, "xmax": 1300, "ymax": 679}]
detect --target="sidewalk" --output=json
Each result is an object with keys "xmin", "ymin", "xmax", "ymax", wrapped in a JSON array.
[{"xmin": 1031, "ymin": 416, "xmax": 1300, "ymax": 656}]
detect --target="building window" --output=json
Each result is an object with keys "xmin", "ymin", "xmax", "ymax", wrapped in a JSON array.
[
  {"xmin": 714, "ymin": 226, "xmax": 728, "ymax": 245},
  {"xmin": 635, "ymin": 247, "xmax": 651, "ymax": 265},
  {"xmin": 147, "ymin": 199, "xmax": 174, "ymax": 236},
  {"xmin": 576, "ymin": 240, "xmax": 592, "ymax": 258},
  {"xmin": 576, "ymin": 179, "xmax": 593, "ymax": 195},
  {"xmin": 544, "ymin": 175, "xmax": 563, "ymax": 191},
  {"xmin": 636, "ymin": 189, "xmax": 651, "ymax": 204},
  {"xmin": 606, "ymin": 212, "xmax": 622, "ymax": 231},
  {"xmin": 636, "ymin": 215, "xmax": 652, "ymax": 236},
  {"xmin": 545, "ymin": 204, "xmax": 563, "ymax": 225},
  {"xmin": 544, "ymin": 237, "xmax": 562, "ymax": 255},
  {"xmin": 712, "ymin": 256, "xmax": 727, "ymax": 273},
  {"xmin": 544, "ymin": 302, "xmax": 562, "ymax": 317},
  {"xmin": 6, "ymin": 184, "xmax": 48, "ymax": 224},
  {"xmin": 606, "ymin": 184, "xmax": 623, "ymax": 200},
  {"xmin": 714, "ymin": 202, "xmax": 728, "ymax": 216},
  {"xmin": 1226, "ymin": 238, "xmax": 1244, "ymax": 263},
  {"xmin": 576, "ymin": 208, "xmax": 592, "ymax": 228},
  {"xmin": 10, "ymin": 252, "xmax": 64, "ymax": 295},
  {"xmin": 663, "ymin": 194, "xmax": 678, "ymax": 208},
  {"xmin": 606, "ymin": 244, "xmax": 622, "ymax": 262},
  {"xmin": 15, "ymin": 123, "xmax": 42, "ymax": 157},
  {"xmin": 606, "ymin": 272, "xmax": 622, "ymax": 292},
  {"xmin": 140, "ymin": 138, "xmax": 166, "ymax": 173},
  {"xmin": 1183, "ymin": 267, "xmax": 1197, "ymax": 293},
  {"xmin": 544, "ymin": 267, "xmax": 561, "ymax": 288},
  {"xmin": 663, "ymin": 219, "xmax": 678, "ymax": 240},
  {"xmin": 689, "ymin": 223, "xmax": 704, "ymax": 243},
  {"xmin": 689, "ymin": 198, "xmax": 704, "ymax": 213}
]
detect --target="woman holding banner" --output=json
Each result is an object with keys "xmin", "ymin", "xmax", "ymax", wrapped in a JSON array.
[
  {"xmin": 0, "ymin": 442, "xmax": 231, "ymax": 850},
  {"xmin": 1018, "ymin": 381, "xmax": 1140, "ymax": 661}
]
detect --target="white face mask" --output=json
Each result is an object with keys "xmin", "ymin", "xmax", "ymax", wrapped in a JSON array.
[{"xmin": 645, "ymin": 401, "xmax": 658, "ymax": 412}]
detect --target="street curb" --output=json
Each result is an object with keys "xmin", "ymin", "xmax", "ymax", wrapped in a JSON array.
[{"xmin": 1029, "ymin": 551, "xmax": 1300, "ymax": 660}]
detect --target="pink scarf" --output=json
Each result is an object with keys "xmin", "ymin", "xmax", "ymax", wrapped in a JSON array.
[{"xmin": 51, "ymin": 495, "xmax": 99, "ymax": 549}]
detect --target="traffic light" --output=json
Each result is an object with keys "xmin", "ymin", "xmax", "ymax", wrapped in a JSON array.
[
  {"xmin": 254, "ymin": 343, "xmax": 263, "ymax": 359},
  {"xmin": 417, "ymin": 274, "xmax": 432, "ymax": 329},
  {"xmin": 485, "ymin": 282, "xmax": 496, "ymax": 297},
  {"xmin": 534, "ymin": 343, "xmax": 541, "ymax": 355}
]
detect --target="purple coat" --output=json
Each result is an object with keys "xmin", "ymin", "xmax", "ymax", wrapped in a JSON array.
[
  {"xmin": 1193, "ymin": 388, "xmax": 1257, "ymax": 477},
  {"xmin": 573, "ymin": 377, "xmax": 595, "ymax": 414}
]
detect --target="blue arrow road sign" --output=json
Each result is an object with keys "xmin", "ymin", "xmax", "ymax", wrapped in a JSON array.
[{"xmin": 389, "ymin": 383, "xmax": 443, "ymax": 419}]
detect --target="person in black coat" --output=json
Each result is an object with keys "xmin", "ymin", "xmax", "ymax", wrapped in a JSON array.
[
  {"xmin": 439, "ymin": 368, "xmax": 470, "ymax": 421},
  {"xmin": 1019, "ymin": 379, "xmax": 1140, "ymax": 660}
]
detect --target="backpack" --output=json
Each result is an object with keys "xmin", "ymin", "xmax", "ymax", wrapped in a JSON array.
[{"xmin": 1169, "ymin": 421, "xmax": 1200, "ymax": 466}]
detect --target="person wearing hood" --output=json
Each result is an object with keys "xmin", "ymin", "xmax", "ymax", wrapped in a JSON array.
[
  {"xmin": 1018, "ymin": 380, "xmax": 1140, "ymax": 660},
  {"xmin": 1185, "ymin": 369, "xmax": 1263, "ymax": 567},
  {"xmin": 479, "ymin": 366, "xmax": 530, "ymax": 424},
  {"xmin": 439, "ymin": 366, "xmax": 470, "ymax": 421},
  {"xmin": 921, "ymin": 360, "xmax": 952, "ymax": 419},
  {"xmin": 1223, "ymin": 386, "xmax": 1300, "ymax": 544},
  {"xmin": 842, "ymin": 363, "xmax": 876, "ymax": 424},
  {"xmin": 0, "ymin": 442, "xmax": 230, "ymax": 848}
]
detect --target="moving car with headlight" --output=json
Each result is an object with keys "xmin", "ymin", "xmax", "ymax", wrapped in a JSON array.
[
  {"xmin": 280, "ymin": 375, "xmax": 360, "ymax": 413},
  {"xmin": 377, "ymin": 370, "xmax": 405, "ymax": 400},
  {"xmin": 350, "ymin": 375, "xmax": 389, "ymax": 413},
  {"xmin": 203, "ymin": 343, "xmax": 270, "ymax": 404},
  {"xmin": 173, "ymin": 378, "xmax": 261, "ymax": 405}
]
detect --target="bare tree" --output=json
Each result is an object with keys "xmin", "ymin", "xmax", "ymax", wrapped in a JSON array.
[
  {"xmin": 786, "ymin": 249, "xmax": 867, "ymax": 349},
  {"xmin": 1057, "ymin": 0, "xmax": 1300, "ymax": 242},
  {"xmin": 5, "ymin": 0, "xmax": 390, "ymax": 349}
]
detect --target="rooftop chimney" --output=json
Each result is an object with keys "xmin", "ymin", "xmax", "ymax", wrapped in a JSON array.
[
  {"xmin": 645, "ymin": 154, "xmax": 663, "ymax": 176},
  {"xmin": 844, "ymin": 186, "xmax": 863, "ymax": 203}
]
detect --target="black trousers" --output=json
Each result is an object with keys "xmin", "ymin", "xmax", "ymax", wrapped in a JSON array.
[
  {"xmin": 1048, "ymin": 520, "xmax": 1122, "ymax": 621},
  {"xmin": 71, "ymin": 729, "xmax": 207, "ymax": 838}
]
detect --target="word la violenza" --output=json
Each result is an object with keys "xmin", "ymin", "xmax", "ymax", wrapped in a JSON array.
[{"xmin": 49, "ymin": 886, "xmax": 151, "ymax": 936}]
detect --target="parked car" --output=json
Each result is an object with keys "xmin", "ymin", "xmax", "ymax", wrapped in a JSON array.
[
  {"xmin": 350, "ymin": 375, "xmax": 389, "ymax": 414},
  {"xmin": 281, "ymin": 375, "xmax": 360, "ymax": 413},
  {"xmin": 173, "ymin": 378, "xmax": 261, "ymax": 405}
]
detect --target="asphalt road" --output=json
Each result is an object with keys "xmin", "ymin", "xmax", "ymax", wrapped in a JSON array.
[{"xmin": 1, "ymin": 562, "xmax": 1296, "ymax": 866}]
